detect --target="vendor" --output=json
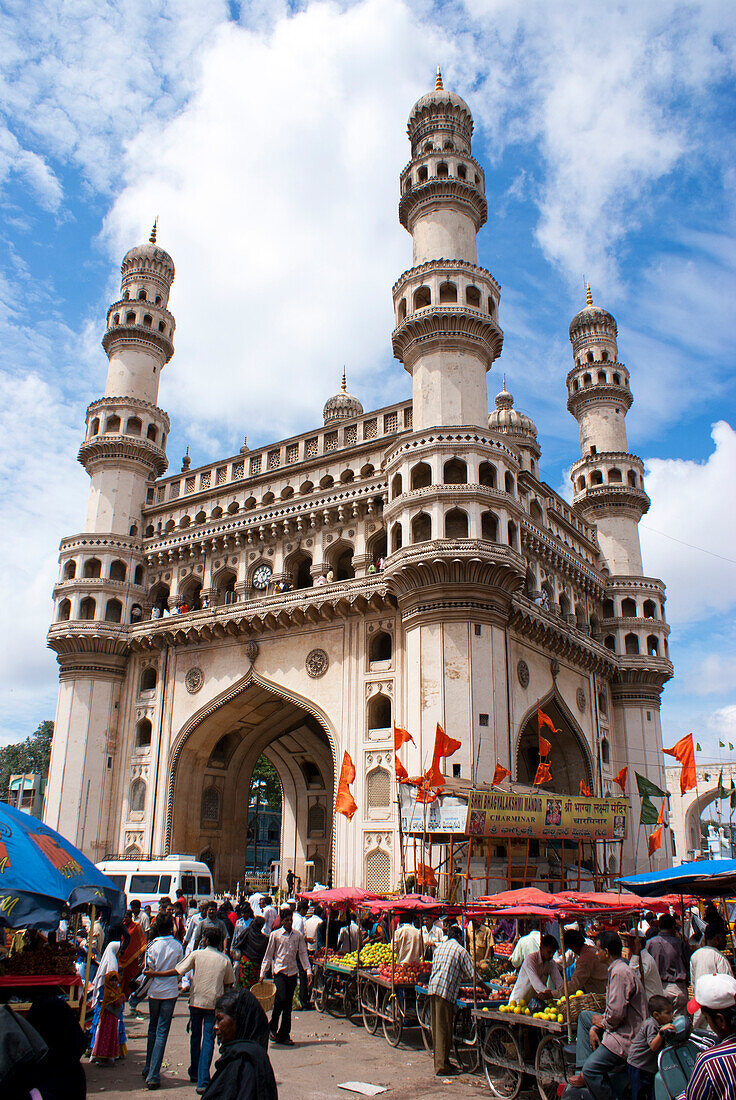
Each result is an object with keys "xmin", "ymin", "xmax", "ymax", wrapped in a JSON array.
[
  {"xmin": 392, "ymin": 913, "xmax": 423, "ymax": 965},
  {"xmin": 466, "ymin": 918, "xmax": 493, "ymax": 966},
  {"xmin": 557, "ymin": 929, "xmax": 609, "ymax": 995},
  {"xmin": 509, "ymin": 933, "xmax": 561, "ymax": 1005},
  {"xmin": 509, "ymin": 921, "xmax": 541, "ymax": 969}
]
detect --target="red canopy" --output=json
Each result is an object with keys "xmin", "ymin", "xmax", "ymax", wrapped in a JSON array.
[
  {"xmin": 359, "ymin": 893, "xmax": 459, "ymax": 915},
  {"xmin": 298, "ymin": 886, "xmax": 379, "ymax": 907},
  {"xmin": 475, "ymin": 887, "xmax": 558, "ymax": 908}
]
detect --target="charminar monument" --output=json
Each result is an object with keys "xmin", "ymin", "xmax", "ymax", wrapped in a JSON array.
[{"xmin": 44, "ymin": 74, "xmax": 674, "ymax": 891}]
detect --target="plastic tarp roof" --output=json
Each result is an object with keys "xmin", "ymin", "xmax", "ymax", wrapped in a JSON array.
[
  {"xmin": 297, "ymin": 887, "xmax": 380, "ymax": 906},
  {"xmin": 358, "ymin": 893, "xmax": 461, "ymax": 915},
  {"xmin": 475, "ymin": 887, "xmax": 559, "ymax": 907},
  {"xmin": 617, "ymin": 859, "xmax": 736, "ymax": 898}
]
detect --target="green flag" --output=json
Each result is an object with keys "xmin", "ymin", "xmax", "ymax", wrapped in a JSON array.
[
  {"xmin": 636, "ymin": 772, "xmax": 667, "ymax": 798},
  {"xmin": 640, "ymin": 795, "xmax": 660, "ymax": 825},
  {"xmin": 730, "ymin": 743, "xmax": 734, "ymax": 751},
  {"xmin": 696, "ymin": 742, "xmax": 702, "ymax": 752},
  {"xmin": 717, "ymin": 769, "xmax": 730, "ymax": 799},
  {"xmin": 730, "ymin": 780, "xmax": 736, "ymax": 813}
]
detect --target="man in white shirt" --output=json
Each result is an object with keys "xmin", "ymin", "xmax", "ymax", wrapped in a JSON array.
[
  {"xmin": 261, "ymin": 896, "xmax": 278, "ymax": 935},
  {"xmin": 291, "ymin": 899, "xmax": 308, "ymax": 936},
  {"xmin": 509, "ymin": 934, "xmax": 562, "ymax": 1005},
  {"xmin": 392, "ymin": 914, "xmax": 423, "ymax": 965},
  {"xmin": 143, "ymin": 912, "xmax": 184, "ymax": 1088},
  {"xmin": 510, "ymin": 924, "xmax": 541, "ymax": 969},
  {"xmin": 249, "ymin": 892, "xmax": 263, "ymax": 917},
  {"xmin": 689, "ymin": 924, "xmax": 733, "ymax": 1030},
  {"xmin": 290, "ymin": 900, "xmax": 312, "ymax": 1010},
  {"xmin": 131, "ymin": 898, "xmax": 151, "ymax": 936},
  {"xmin": 337, "ymin": 912, "xmax": 361, "ymax": 955},
  {"xmin": 261, "ymin": 907, "xmax": 311, "ymax": 1044}
]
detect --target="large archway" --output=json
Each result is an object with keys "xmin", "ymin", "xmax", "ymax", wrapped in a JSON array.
[
  {"xmin": 168, "ymin": 675, "xmax": 335, "ymax": 892},
  {"xmin": 516, "ymin": 692, "xmax": 593, "ymax": 794}
]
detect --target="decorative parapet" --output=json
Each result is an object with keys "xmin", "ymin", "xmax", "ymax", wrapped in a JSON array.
[{"xmin": 392, "ymin": 305, "xmax": 503, "ymax": 367}]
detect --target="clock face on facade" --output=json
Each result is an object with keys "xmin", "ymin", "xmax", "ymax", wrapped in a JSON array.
[{"xmin": 252, "ymin": 564, "xmax": 272, "ymax": 590}]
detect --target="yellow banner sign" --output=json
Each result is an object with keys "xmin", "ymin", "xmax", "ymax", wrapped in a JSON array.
[{"xmin": 465, "ymin": 790, "xmax": 628, "ymax": 842}]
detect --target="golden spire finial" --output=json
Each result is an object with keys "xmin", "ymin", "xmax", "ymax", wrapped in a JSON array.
[
  {"xmin": 502, "ymin": 374, "xmax": 507, "ymax": 393},
  {"xmin": 435, "ymin": 66, "xmax": 443, "ymax": 91},
  {"xmin": 585, "ymin": 279, "xmax": 593, "ymax": 306},
  {"xmin": 341, "ymin": 367, "xmax": 347, "ymax": 392},
  {"xmin": 149, "ymin": 217, "xmax": 158, "ymax": 244}
]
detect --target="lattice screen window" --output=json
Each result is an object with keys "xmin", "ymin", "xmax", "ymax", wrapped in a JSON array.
[
  {"xmin": 404, "ymin": 407, "xmax": 413, "ymax": 429},
  {"xmin": 201, "ymin": 786, "xmax": 221, "ymax": 824},
  {"xmin": 305, "ymin": 438, "xmax": 318, "ymax": 458},
  {"xmin": 363, "ymin": 418, "xmax": 377, "ymax": 440},
  {"xmin": 345, "ymin": 425, "xmax": 357, "ymax": 446},
  {"xmin": 200, "ymin": 472, "xmax": 211, "ymax": 490},
  {"xmin": 169, "ymin": 482, "xmax": 180, "ymax": 499},
  {"xmin": 367, "ymin": 767, "xmax": 391, "ymax": 809},
  {"xmin": 232, "ymin": 461, "xmax": 244, "ymax": 480},
  {"xmin": 286, "ymin": 444, "xmax": 299, "ymax": 464},
  {"xmin": 384, "ymin": 411, "xmax": 398, "ymax": 434},
  {"xmin": 156, "ymin": 486, "xmax": 165, "ymax": 502},
  {"xmin": 185, "ymin": 476, "xmax": 196, "ymax": 494},
  {"xmin": 365, "ymin": 849, "xmax": 391, "ymax": 891},
  {"xmin": 216, "ymin": 466, "xmax": 227, "ymax": 485},
  {"xmin": 250, "ymin": 455, "xmax": 262, "ymax": 475},
  {"xmin": 267, "ymin": 449, "xmax": 280, "ymax": 469},
  {"xmin": 324, "ymin": 431, "xmax": 338, "ymax": 452},
  {"xmin": 308, "ymin": 802, "xmax": 326, "ymax": 836}
]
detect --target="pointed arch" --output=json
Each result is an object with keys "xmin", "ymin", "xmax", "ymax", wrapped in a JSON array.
[{"xmin": 515, "ymin": 690, "xmax": 594, "ymax": 794}]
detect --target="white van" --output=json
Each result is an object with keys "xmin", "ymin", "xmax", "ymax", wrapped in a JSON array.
[{"xmin": 96, "ymin": 856, "xmax": 214, "ymax": 914}]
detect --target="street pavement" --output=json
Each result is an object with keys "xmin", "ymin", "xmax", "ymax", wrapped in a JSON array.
[{"xmin": 84, "ymin": 998, "xmax": 509, "ymax": 1099}]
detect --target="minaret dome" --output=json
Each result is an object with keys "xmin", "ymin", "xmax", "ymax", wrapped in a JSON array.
[{"xmin": 323, "ymin": 370, "xmax": 363, "ymax": 424}]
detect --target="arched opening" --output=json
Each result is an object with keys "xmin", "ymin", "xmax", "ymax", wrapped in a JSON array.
[
  {"xmin": 601, "ymin": 737, "xmax": 610, "ymax": 766},
  {"xmin": 133, "ymin": 565, "xmax": 144, "ymax": 586},
  {"xmin": 104, "ymin": 415, "xmax": 121, "ymax": 433},
  {"xmin": 445, "ymin": 508, "xmax": 469, "ymax": 538},
  {"xmin": 627, "ymin": 470, "xmax": 638, "ymax": 486},
  {"xmin": 63, "ymin": 560, "xmax": 76, "ymax": 580},
  {"xmin": 643, "ymin": 599, "xmax": 657, "ymax": 619},
  {"xmin": 149, "ymin": 582, "xmax": 170, "ymax": 617},
  {"xmin": 105, "ymin": 598, "xmax": 122, "ymax": 622},
  {"xmin": 516, "ymin": 695, "xmax": 592, "ymax": 795},
  {"xmin": 83, "ymin": 558, "xmax": 102, "ymax": 579},
  {"xmin": 504, "ymin": 471, "xmax": 515, "ymax": 495},
  {"xmin": 591, "ymin": 470, "xmax": 603, "ymax": 486},
  {"xmin": 334, "ymin": 547, "xmax": 354, "ymax": 580},
  {"xmin": 410, "ymin": 462, "xmax": 432, "ymax": 490},
  {"xmin": 214, "ymin": 570, "xmax": 237, "ymax": 605},
  {"xmin": 530, "ymin": 499, "xmax": 543, "ymax": 523},
  {"xmin": 288, "ymin": 551, "xmax": 313, "ymax": 590},
  {"xmin": 169, "ymin": 678, "xmax": 334, "ymax": 891},
  {"xmin": 339, "ymin": 469, "xmax": 354, "ymax": 484},
  {"xmin": 140, "ymin": 667, "xmax": 157, "ymax": 692},
  {"xmin": 179, "ymin": 577, "xmax": 203, "ymax": 611},
  {"xmin": 621, "ymin": 597, "xmax": 637, "ymax": 618},
  {"xmin": 624, "ymin": 632, "xmax": 640, "ymax": 655},
  {"xmin": 586, "ymin": 351, "xmax": 594, "ymax": 363},
  {"xmin": 439, "ymin": 281, "xmax": 457, "ymax": 303},
  {"xmin": 597, "ymin": 371, "xmax": 607, "ymax": 383},
  {"xmin": 367, "ymin": 693, "xmax": 392, "ymax": 731},
  {"xmin": 481, "ymin": 511, "xmax": 498, "ymax": 542},
  {"xmin": 603, "ymin": 598, "xmax": 615, "ymax": 618},
  {"xmin": 413, "ymin": 286, "xmax": 431, "ymax": 310},
  {"xmin": 608, "ymin": 468, "xmax": 622, "ymax": 483},
  {"xmin": 391, "ymin": 474, "xmax": 403, "ymax": 500},
  {"xmin": 135, "ymin": 719, "xmax": 152, "ymax": 750},
  {"xmin": 138, "ymin": 289, "xmax": 147, "ymax": 301},
  {"xmin": 90, "ymin": 418, "xmax": 100, "ymax": 436},
  {"xmin": 369, "ymin": 631, "xmax": 392, "ymax": 663},
  {"xmin": 558, "ymin": 592, "xmax": 571, "ymax": 619},
  {"xmin": 79, "ymin": 597, "xmax": 96, "ymax": 620},
  {"xmin": 479, "ymin": 462, "xmax": 497, "ymax": 488},
  {"xmin": 398, "ymin": 298, "xmax": 407, "ymax": 322},
  {"xmin": 109, "ymin": 560, "xmax": 126, "ymax": 582},
  {"xmin": 367, "ymin": 531, "xmax": 387, "ymax": 566},
  {"xmin": 391, "ymin": 523, "xmax": 403, "ymax": 552},
  {"xmin": 583, "ymin": 373, "xmax": 592, "ymax": 386},
  {"xmin": 147, "ymin": 424, "xmax": 158, "ymax": 442},
  {"xmin": 647, "ymin": 635, "xmax": 660, "ymax": 656},
  {"xmin": 507, "ymin": 520, "xmax": 518, "ymax": 550},
  {"xmin": 418, "ymin": 165, "xmax": 428, "ymax": 182},
  {"xmin": 577, "ymin": 476, "xmax": 586, "ymax": 491},
  {"xmin": 411, "ymin": 512, "xmax": 431, "ymax": 543},
  {"xmin": 456, "ymin": 163, "xmax": 467, "ymax": 180},
  {"xmin": 466, "ymin": 285, "xmax": 481, "ymax": 308},
  {"xmin": 367, "ymin": 767, "xmax": 391, "ymax": 811},
  {"xmin": 613, "ymin": 373, "xmax": 622, "ymax": 385},
  {"xmin": 126, "ymin": 417, "xmax": 142, "ymax": 436},
  {"xmin": 443, "ymin": 458, "xmax": 467, "ymax": 484},
  {"xmin": 436, "ymin": 161, "xmax": 449, "ymax": 177},
  {"xmin": 57, "ymin": 599, "xmax": 71, "ymax": 622},
  {"xmin": 130, "ymin": 778, "xmax": 146, "ymax": 812},
  {"xmin": 604, "ymin": 635, "xmax": 616, "ymax": 652}
]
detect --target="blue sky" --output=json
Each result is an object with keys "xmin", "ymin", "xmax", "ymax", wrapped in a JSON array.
[{"xmin": 1, "ymin": 0, "xmax": 734, "ymax": 759}]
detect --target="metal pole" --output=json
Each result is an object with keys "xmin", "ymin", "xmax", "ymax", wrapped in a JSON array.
[{"xmin": 79, "ymin": 904, "xmax": 95, "ymax": 1029}]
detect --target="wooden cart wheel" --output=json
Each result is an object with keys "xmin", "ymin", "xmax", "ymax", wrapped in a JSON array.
[
  {"xmin": 452, "ymin": 1006, "xmax": 479, "ymax": 1074},
  {"xmin": 481, "ymin": 1023, "xmax": 524, "ymax": 1099},
  {"xmin": 382, "ymin": 991, "xmax": 405, "ymax": 1047},
  {"xmin": 326, "ymin": 973, "xmax": 344, "ymax": 1018},
  {"xmin": 344, "ymin": 976, "xmax": 359, "ymax": 1022},
  {"xmin": 314, "ymin": 970, "xmax": 328, "ymax": 1013},
  {"xmin": 361, "ymin": 980, "xmax": 380, "ymax": 1035},
  {"xmin": 534, "ymin": 1034, "xmax": 567, "ymax": 1100},
  {"xmin": 418, "ymin": 993, "xmax": 433, "ymax": 1052}
]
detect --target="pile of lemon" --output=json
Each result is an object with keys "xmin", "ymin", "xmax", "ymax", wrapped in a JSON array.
[
  {"xmin": 498, "ymin": 999, "xmax": 531, "ymax": 1016},
  {"xmin": 532, "ymin": 987, "xmax": 585, "ymax": 1022},
  {"xmin": 339, "ymin": 944, "xmax": 394, "ymax": 970}
]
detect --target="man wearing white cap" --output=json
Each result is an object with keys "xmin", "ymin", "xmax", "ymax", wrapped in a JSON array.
[{"xmin": 682, "ymin": 973, "xmax": 736, "ymax": 1099}]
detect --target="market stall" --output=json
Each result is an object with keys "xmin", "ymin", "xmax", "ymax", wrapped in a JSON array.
[{"xmin": 298, "ymin": 886, "xmax": 381, "ymax": 1019}]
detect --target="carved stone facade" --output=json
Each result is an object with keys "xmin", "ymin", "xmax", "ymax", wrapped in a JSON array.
[{"xmin": 44, "ymin": 77, "xmax": 674, "ymax": 891}]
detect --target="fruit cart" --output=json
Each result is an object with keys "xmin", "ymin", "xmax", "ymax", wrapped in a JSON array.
[
  {"xmin": 473, "ymin": 1002, "xmax": 570, "ymax": 1100},
  {"xmin": 415, "ymin": 981, "xmax": 496, "ymax": 1073}
]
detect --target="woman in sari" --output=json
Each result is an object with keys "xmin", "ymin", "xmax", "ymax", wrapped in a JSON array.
[
  {"xmin": 118, "ymin": 912, "xmax": 147, "ymax": 999},
  {"xmin": 87, "ymin": 927, "xmax": 128, "ymax": 1056},
  {"xmin": 91, "ymin": 972, "xmax": 124, "ymax": 1064}
]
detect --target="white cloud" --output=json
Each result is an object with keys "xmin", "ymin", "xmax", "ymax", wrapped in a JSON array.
[
  {"xmin": 707, "ymin": 705, "xmax": 736, "ymax": 742},
  {"xmin": 641, "ymin": 421, "xmax": 736, "ymax": 625}
]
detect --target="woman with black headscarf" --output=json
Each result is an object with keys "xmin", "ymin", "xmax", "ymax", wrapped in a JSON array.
[{"xmin": 202, "ymin": 989, "xmax": 277, "ymax": 1099}]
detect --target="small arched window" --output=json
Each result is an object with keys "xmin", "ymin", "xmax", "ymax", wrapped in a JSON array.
[
  {"xmin": 436, "ymin": 161, "xmax": 449, "ymax": 177},
  {"xmin": 143, "ymin": 314, "xmax": 153, "ymax": 327},
  {"xmin": 597, "ymin": 371, "xmax": 607, "ymax": 383},
  {"xmin": 507, "ymin": 520, "xmax": 518, "ymax": 550},
  {"xmin": 597, "ymin": 691, "xmax": 608, "ymax": 715},
  {"xmin": 643, "ymin": 600, "xmax": 657, "ymax": 619},
  {"xmin": 369, "ymin": 631, "xmax": 392, "ymax": 663},
  {"xmin": 647, "ymin": 635, "xmax": 659, "ymax": 656},
  {"xmin": 57, "ymin": 599, "xmax": 71, "ymax": 622},
  {"xmin": 621, "ymin": 598, "xmax": 637, "ymax": 618},
  {"xmin": 138, "ymin": 289, "xmax": 147, "ymax": 301},
  {"xmin": 604, "ymin": 635, "xmax": 616, "ymax": 652},
  {"xmin": 439, "ymin": 281, "xmax": 457, "ymax": 303},
  {"xmin": 587, "ymin": 351, "xmax": 594, "ymax": 363},
  {"xmin": 126, "ymin": 417, "xmax": 142, "ymax": 436},
  {"xmin": 135, "ymin": 719, "xmax": 152, "ymax": 750},
  {"xmin": 445, "ymin": 508, "xmax": 469, "ymax": 538},
  {"xmin": 144, "ymin": 525, "xmax": 155, "ymax": 538},
  {"xmin": 90, "ymin": 418, "xmax": 100, "ymax": 435},
  {"xmin": 140, "ymin": 667, "xmax": 157, "ymax": 692},
  {"xmin": 601, "ymin": 737, "xmax": 610, "ymax": 765},
  {"xmin": 109, "ymin": 560, "xmax": 126, "ymax": 582},
  {"xmin": 608, "ymin": 468, "xmax": 622, "ymax": 483},
  {"xmin": 398, "ymin": 298, "xmax": 407, "ymax": 321},
  {"xmin": 104, "ymin": 415, "xmax": 121, "ymax": 433},
  {"xmin": 130, "ymin": 778, "xmax": 146, "ymax": 812},
  {"xmin": 201, "ymin": 786, "xmax": 221, "ymax": 824},
  {"xmin": 530, "ymin": 500, "xmax": 543, "ymax": 523},
  {"xmin": 627, "ymin": 470, "xmax": 638, "ymax": 487},
  {"xmin": 125, "ymin": 311, "xmax": 136, "ymax": 324},
  {"xmin": 391, "ymin": 473, "xmax": 402, "ymax": 499},
  {"xmin": 601, "ymin": 350, "xmax": 609, "ymax": 361},
  {"xmin": 504, "ymin": 471, "xmax": 515, "ymax": 495},
  {"xmin": 481, "ymin": 511, "xmax": 498, "ymax": 542},
  {"xmin": 391, "ymin": 523, "xmax": 403, "ymax": 552},
  {"xmin": 583, "ymin": 374, "xmax": 592, "ymax": 386},
  {"xmin": 134, "ymin": 565, "xmax": 144, "ymax": 585},
  {"xmin": 418, "ymin": 165, "xmax": 428, "ymax": 182},
  {"xmin": 105, "ymin": 598, "xmax": 122, "ymax": 622},
  {"xmin": 577, "ymin": 475, "xmax": 586, "ymax": 490},
  {"xmin": 413, "ymin": 285, "xmax": 431, "ymax": 310},
  {"xmin": 591, "ymin": 470, "xmax": 603, "ymax": 486},
  {"xmin": 603, "ymin": 599, "xmax": 615, "ymax": 618},
  {"xmin": 443, "ymin": 458, "xmax": 467, "ymax": 484},
  {"xmin": 457, "ymin": 163, "xmax": 467, "ymax": 180},
  {"xmin": 479, "ymin": 462, "xmax": 496, "ymax": 488},
  {"xmin": 624, "ymin": 632, "xmax": 640, "ymax": 655},
  {"xmin": 63, "ymin": 560, "xmax": 76, "ymax": 580},
  {"xmin": 308, "ymin": 803, "xmax": 326, "ymax": 836},
  {"xmin": 613, "ymin": 373, "xmax": 621, "ymax": 385},
  {"xmin": 367, "ymin": 693, "xmax": 392, "ymax": 730},
  {"xmin": 83, "ymin": 558, "xmax": 101, "ymax": 579},
  {"xmin": 466, "ymin": 286, "xmax": 481, "ymax": 308},
  {"xmin": 367, "ymin": 767, "xmax": 391, "ymax": 809},
  {"xmin": 410, "ymin": 462, "xmax": 432, "ymax": 490},
  {"xmin": 147, "ymin": 424, "xmax": 158, "ymax": 442},
  {"xmin": 411, "ymin": 512, "xmax": 431, "ymax": 543}
]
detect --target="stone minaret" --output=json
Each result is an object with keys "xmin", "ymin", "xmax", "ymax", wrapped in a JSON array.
[
  {"xmin": 44, "ymin": 226, "xmax": 175, "ymax": 856},
  {"xmin": 383, "ymin": 72, "xmax": 524, "ymax": 789},
  {"xmin": 567, "ymin": 288, "xmax": 673, "ymax": 865}
]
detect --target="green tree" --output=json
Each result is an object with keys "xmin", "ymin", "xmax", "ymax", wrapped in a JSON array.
[
  {"xmin": 250, "ymin": 755, "xmax": 281, "ymax": 809},
  {"xmin": 0, "ymin": 721, "xmax": 54, "ymax": 801}
]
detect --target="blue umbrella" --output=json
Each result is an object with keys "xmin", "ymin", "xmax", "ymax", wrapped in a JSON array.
[
  {"xmin": 616, "ymin": 858, "xmax": 736, "ymax": 898},
  {"xmin": 0, "ymin": 801, "xmax": 125, "ymax": 929}
]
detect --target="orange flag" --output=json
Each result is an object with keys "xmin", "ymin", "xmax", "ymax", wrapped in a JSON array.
[
  {"xmin": 648, "ymin": 825, "xmax": 663, "ymax": 857},
  {"xmin": 534, "ymin": 761, "xmax": 552, "ymax": 786},
  {"xmin": 538, "ymin": 707, "xmax": 560, "ymax": 736},
  {"xmin": 415, "ymin": 776, "xmax": 440, "ymax": 804},
  {"xmin": 427, "ymin": 723, "xmax": 462, "ymax": 787},
  {"xmin": 394, "ymin": 755, "xmax": 409, "ymax": 782},
  {"xmin": 394, "ymin": 725, "xmax": 414, "ymax": 751},
  {"xmin": 335, "ymin": 751, "xmax": 358, "ymax": 820},
  {"xmin": 580, "ymin": 781, "xmax": 592, "ymax": 797},
  {"xmin": 614, "ymin": 766, "xmax": 628, "ymax": 794},
  {"xmin": 663, "ymin": 734, "xmax": 697, "ymax": 795},
  {"xmin": 493, "ymin": 762, "xmax": 511, "ymax": 786},
  {"xmin": 656, "ymin": 799, "xmax": 666, "ymax": 826},
  {"xmin": 416, "ymin": 862, "xmax": 437, "ymax": 889},
  {"xmin": 539, "ymin": 733, "xmax": 551, "ymax": 758}
]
